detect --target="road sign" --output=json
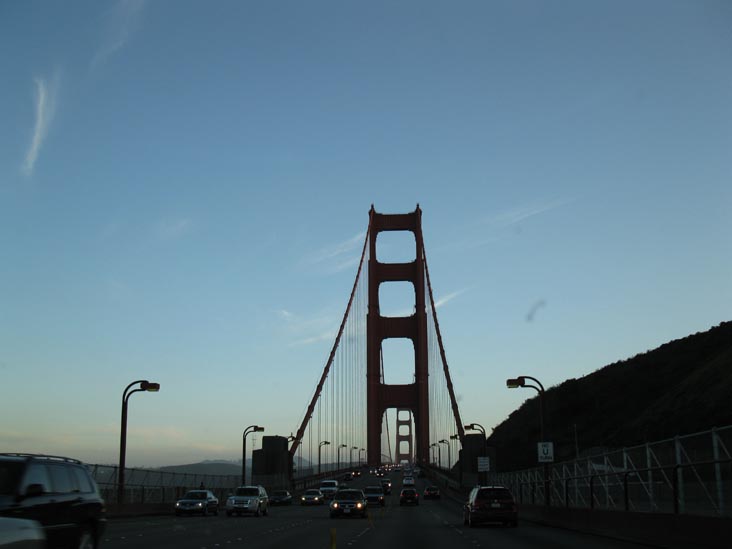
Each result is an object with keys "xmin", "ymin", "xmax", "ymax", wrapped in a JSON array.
[
  {"xmin": 477, "ymin": 456, "xmax": 490, "ymax": 472},
  {"xmin": 538, "ymin": 442, "xmax": 554, "ymax": 463}
]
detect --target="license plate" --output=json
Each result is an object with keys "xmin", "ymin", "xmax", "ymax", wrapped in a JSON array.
[
  {"xmin": 491, "ymin": 503, "xmax": 501, "ymax": 508},
  {"xmin": 344, "ymin": 508, "xmax": 351, "ymax": 514}
]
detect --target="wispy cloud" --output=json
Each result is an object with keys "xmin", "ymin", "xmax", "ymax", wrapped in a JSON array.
[
  {"xmin": 305, "ymin": 231, "xmax": 366, "ymax": 272},
  {"xmin": 155, "ymin": 218, "xmax": 193, "ymax": 241},
  {"xmin": 290, "ymin": 330, "xmax": 337, "ymax": 347},
  {"xmin": 433, "ymin": 288, "xmax": 469, "ymax": 309},
  {"xmin": 91, "ymin": 0, "xmax": 146, "ymax": 70},
  {"xmin": 22, "ymin": 72, "xmax": 59, "ymax": 177},
  {"xmin": 489, "ymin": 198, "xmax": 572, "ymax": 228}
]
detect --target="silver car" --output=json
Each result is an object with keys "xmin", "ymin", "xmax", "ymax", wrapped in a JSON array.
[
  {"xmin": 0, "ymin": 518, "xmax": 45, "ymax": 549},
  {"xmin": 226, "ymin": 486, "xmax": 269, "ymax": 517}
]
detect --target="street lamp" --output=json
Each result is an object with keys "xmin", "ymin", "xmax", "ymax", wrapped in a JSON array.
[
  {"xmin": 118, "ymin": 379, "xmax": 160, "ymax": 504},
  {"xmin": 438, "ymin": 439, "xmax": 449, "ymax": 470},
  {"xmin": 359, "ymin": 448, "xmax": 366, "ymax": 467},
  {"xmin": 429, "ymin": 443, "xmax": 437, "ymax": 466},
  {"xmin": 507, "ymin": 375, "xmax": 548, "ymax": 505},
  {"xmin": 506, "ymin": 376, "xmax": 545, "ymax": 440},
  {"xmin": 318, "ymin": 441, "xmax": 330, "ymax": 475},
  {"xmin": 242, "ymin": 425, "xmax": 264, "ymax": 484},
  {"xmin": 350, "ymin": 446, "xmax": 358, "ymax": 469},
  {"xmin": 464, "ymin": 422, "xmax": 487, "ymax": 485},
  {"xmin": 337, "ymin": 444, "xmax": 347, "ymax": 473}
]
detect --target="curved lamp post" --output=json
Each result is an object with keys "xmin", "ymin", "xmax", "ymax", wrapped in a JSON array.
[
  {"xmin": 507, "ymin": 375, "xmax": 548, "ymax": 504},
  {"xmin": 464, "ymin": 422, "xmax": 487, "ymax": 485},
  {"xmin": 118, "ymin": 379, "xmax": 160, "ymax": 504},
  {"xmin": 438, "ymin": 439, "xmax": 449, "ymax": 470},
  {"xmin": 242, "ymin": 425, "xmax": 264, "ymax": 484},
  {"xmin": 337, "ymin": 444, "xmax": 347, "ymax": 473},
  {"xmin": 318, "ymin": 441, "xmax": 330, "ymax": 475},
  {"xmin": 350, "ymin": 446, "xmax": 358, "ymax": 469}
]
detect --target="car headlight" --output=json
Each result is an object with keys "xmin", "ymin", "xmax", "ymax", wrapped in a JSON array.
[
  {"xmin": 196, "ymin": 502, "xmax": 203, "ymax": 507},
  {"xmin": 175, "ymin": 502, "xmax": 180, "ymax": 507},
  {"xmin": 331, "ymin": 502, "xmax": 339, "ymax": 509},
  {"xmin": 356, "ymin": 502, "xmax": 362, "ymax": 509}
]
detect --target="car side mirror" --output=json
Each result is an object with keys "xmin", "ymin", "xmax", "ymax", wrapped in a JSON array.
[{"xmin": 24, "ymin": 484, "xmax": 44, "ymax": 498}]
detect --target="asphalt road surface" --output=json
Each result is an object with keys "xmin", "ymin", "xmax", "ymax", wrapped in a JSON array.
[{"xmin": 102, "ymin": 476, "xmax": 654, "ymax": 549}]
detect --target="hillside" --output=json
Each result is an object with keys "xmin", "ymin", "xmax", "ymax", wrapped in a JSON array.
[
  {"xmin": 487, "ymin": 321, "xmax": 732, "ymax": 471},
  {"xmin": 158, "ymin": 461, "xmax": 242, "ymax": 476}
]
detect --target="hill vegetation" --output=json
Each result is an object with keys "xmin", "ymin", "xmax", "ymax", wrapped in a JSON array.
[{"xmin": 487, "ymin": 321, "xmax": 732, "ymax": 471}]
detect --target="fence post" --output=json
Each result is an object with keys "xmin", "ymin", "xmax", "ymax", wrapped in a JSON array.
[
  {"xmin": 675, "ymin": 436, "xmax": 685, "ymax": 514},
  {"xmin": 590, "ymin": 476, "xmax": 595, "ymax": 510},
  {"xmin": 623, "ymin": 472, "xmax": 629, "ymax": 511},
  {"xmin": 646, "ymin": 443, "xmax": 654, "ymax": 511},
  {"xmin": 712, "ymin": 428, "xmax": 724, "ymax": 515},
  {"xmin": 672, "ymin": 465, "xmax": 679, "ymax": 514}
]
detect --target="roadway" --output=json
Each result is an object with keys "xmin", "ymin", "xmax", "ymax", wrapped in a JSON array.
[{"xmin": 102, "ymin": 475, "xmax": 653, "ymax": 549}]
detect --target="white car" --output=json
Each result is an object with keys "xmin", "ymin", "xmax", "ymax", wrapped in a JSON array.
[
  {"xmin": 403, "ymin": 476, "xmax": 415, "ymax": 487},
  {"xmin": 319, "ymin": 479, "xmax": 339, "ymax": 500},
  {"xmin": 226, "ymin": 486, "xmax": 269, "ymax": 517},
  {"xmin": 0, "ymin": 518, "xmax": 45, "ymax": 549}
]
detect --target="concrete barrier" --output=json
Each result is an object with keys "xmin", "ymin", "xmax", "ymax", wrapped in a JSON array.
[
  {"xmin": 106, "ymin": 503, "xmax": 173, "ymax": 518},
  {"xmin": 518, "ymin": 504, "xmax": 732, "ymax": 549}
]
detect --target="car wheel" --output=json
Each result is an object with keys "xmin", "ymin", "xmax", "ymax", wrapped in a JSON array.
[
  {"xmin": 77, "ymin": 528, "xmax": 94, "ymax": 549},
  {"xmin": 263, "ymin": 506, "xmax": 268, "ymax": 516},
  {"xmin": 214, "ymin": 507, "xmax": 219, "ymax": 516},
  {"xmin": 226, "ymin": 510, "xmax": 232, "ymax": 517},
  {"xmin": 254, "ymin": 505, "xmax": 260, "ymax": 517}
]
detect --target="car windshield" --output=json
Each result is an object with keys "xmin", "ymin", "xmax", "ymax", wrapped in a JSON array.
[
  {"xmin": 477, "ymin": 488, "xmax": 513, "ymax": 500},
  {"xmin": 0, "ymin": 461, "xmax": 23, "ymax": 495},
  {"xmin": 273, "ymin": 490, "xmax": 288, "ymax": 496},
  {"xmin": 183, "ymin": 491, "xmax": 206, "ymax": 499},
  {"xmin": 304, "ymin": 490, "xmax": 320, "ymax": 496},
  {"xmin": 235, "ymin": 488, "xmax": 259, "ymax": 496},
  {"xmin": 402, "ymin": 489, "xmax": 416, "ymax": 495},
  {"xmin": 364, "ymin": 486, "xmax": 383, "ymax": 494},
  {"xmin": 335, "ymin": 490, "xmax": 362, "ymax": 500}
]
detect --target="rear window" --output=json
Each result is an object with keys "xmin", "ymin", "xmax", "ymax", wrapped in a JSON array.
[
  {"xmin": 477, "ymin": 488, "xmax": 513, "ymax": 501},
  {"xmin": 0, "ymin": 461, "xmax": 24, "ymax": 495},
  {"xmin": 273, "ymin": 490, "xmax": 288, "ymax": 496}
]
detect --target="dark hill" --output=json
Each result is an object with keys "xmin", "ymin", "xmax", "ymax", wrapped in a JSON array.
[{"xmin": 487, "ymin": 321, "xmax": 732, "ymax": 471}]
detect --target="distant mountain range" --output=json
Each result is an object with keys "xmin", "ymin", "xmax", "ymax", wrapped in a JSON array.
[
  {"xmin": 156, "ymin": 457, "xmax": 315, "ymax": 476},
  {"xmin": 487, "ymin": 321, "xmax": 732, "ymax": 471}
]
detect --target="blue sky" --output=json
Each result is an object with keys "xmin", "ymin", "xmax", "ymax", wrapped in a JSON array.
[{"xmin": 1, "ymin": 0, "xmax": 730, "ymax": 467}]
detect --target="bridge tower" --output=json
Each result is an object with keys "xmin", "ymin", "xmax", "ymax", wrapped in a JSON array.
[
  {"xmin": 395, "ymin": 408, "xmax": 414, "ymax": 464},
  {"xmin": 367, "ymin": 206, "xmax": 430, "ymax": 466}
]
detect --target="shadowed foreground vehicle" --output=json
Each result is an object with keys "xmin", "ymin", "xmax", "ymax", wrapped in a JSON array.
[
  {"xmin": 329, "ymin": 489, "xmax": 368, "ymax": 518},
  {"xmin": 399, "ymin": 488, "xmax": 419, "ymax": 506},
  {"xmin": 0, "ymin": 453, "xmax": 106, "ymax": 549},
  {"xmin": 270, "ymin": 490, "xmax": 292, "ymax": 505},
  {"xmin": 175, "ymin": 490, "xmax": 219, "ymax": 516},
  {"xmin": 363, "ymin": 485, "xmax": 386, "ymax": 506},
  {"xmin": 463, "ymin": 486, "xmax": 518, "ymax": 528},
  {"xmin": 300, "ymin": 489, "xmax": 325, "ymax": 505}
]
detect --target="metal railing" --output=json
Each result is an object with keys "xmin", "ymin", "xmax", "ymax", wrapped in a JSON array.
[{"xmin": 489, "ymin": 425, "xmax": 732, "ymax": 517}]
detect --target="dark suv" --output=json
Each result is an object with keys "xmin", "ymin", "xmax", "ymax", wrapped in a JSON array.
[
  {"xmin": 0, "ymin": 453, "xmax": 107, "ymax": 548},
  {"xmin": 463, "ymin": 485, "xmax": 517, "ymax": 528}
]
